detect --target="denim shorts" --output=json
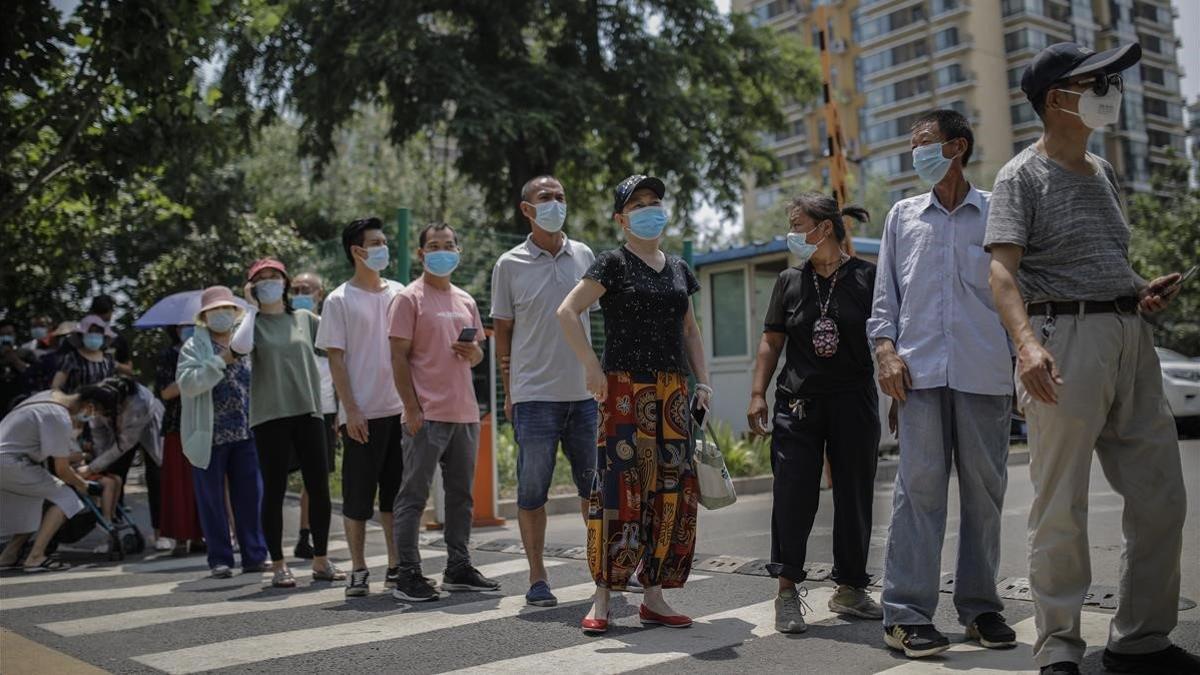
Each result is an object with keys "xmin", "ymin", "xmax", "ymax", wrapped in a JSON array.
[{"xmin": 512, "ymin": 399, "xmax": 598, "ymax": 510}]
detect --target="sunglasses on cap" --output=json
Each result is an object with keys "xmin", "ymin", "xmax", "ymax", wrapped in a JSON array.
[{"xmin": 1061, "ymin": 72, "xmax": 1124, "ymax": 96}]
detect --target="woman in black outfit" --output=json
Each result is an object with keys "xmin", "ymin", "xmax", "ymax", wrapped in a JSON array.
[{"xmin": 746, "ymin": 192, "xmax": 882, "ymax": 634}]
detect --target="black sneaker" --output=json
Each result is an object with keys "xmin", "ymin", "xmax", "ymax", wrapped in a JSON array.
[
  {"xmin": 293, "ymin": 536, "xmax": 313, "ymax": 560},
  {"xmin": 392, "ymin": 567, "xmax": 439, "ymax": 602},
  {"xmin": 1103, "ymin": 645, "xmax": 1200, "ymax": 674},
  {"xmin": 966, "ymin": 612, "xmax": 1017, "ymax": 649},
  {"xmin": 344, "ymin": 568, "xmax": 369, "ymax": 597},
  {"xmin": 442, "ymin": 564, "xmax": 500, "ymax": 592},
  {"xmin": 883, "ymin": 624, "xmax": 951, "ymax": 659},
  {"xmin": 1039, "ymin": 662, "xmax": 1080, "ymax": 674},
  {"xmin": 385, "ymin": 566, "xmax": 400, "ymax": 589}
]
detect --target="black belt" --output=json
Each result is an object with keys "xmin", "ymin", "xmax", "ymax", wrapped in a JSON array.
[{"xmin": 1026, "ymin": 297, "xmax": 1138, "ymax": 317}]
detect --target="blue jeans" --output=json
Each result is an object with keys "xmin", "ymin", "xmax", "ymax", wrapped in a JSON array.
[
  {"xmin": 882, "ymin": 387, "xmax": 1011, "ymax": 627},
  {"xmin": 512, "ymin": 400, "xmax": 598, "ymax": 510},
  {"xmin": 191, "ymin": 437, "xmax": 269, "ymax": 570}
]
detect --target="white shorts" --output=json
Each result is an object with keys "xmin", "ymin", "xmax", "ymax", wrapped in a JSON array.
[{"xmin": 0, "ymin": 456, "xmax": 84, "ymax": 537}]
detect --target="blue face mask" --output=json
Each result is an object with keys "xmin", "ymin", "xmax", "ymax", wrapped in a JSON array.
[
  {"xmin": 786, "ymin": 230, "xmax": 826, "ymax": 263},
  {"xmin": 627, "ymin": 205, "xmax": 668, "ymax": 240},
  {"xmin": 255, "ymin": 279, "xmax": 285, "ymax": 304},
  {"xmin": 0, "ymin": 335, "xmax": 14, "ymax": 346},
  {"xmin": 82, "ymin": 333, "xmax": 105, "ymax": 351},
  {"xmin": 290, "ymin": 294, "xmax": 316, "ymax": 312},
  {"xmin": 31, "ymin": 327, "xmax": 48, "ymax": 340},
  {"xmin": 179, "ymin": 325, "xmax": 195, "ymax": 341},
  {"xmin": 424, "ymin": 250, "xmax": 460, "ymax": 277},
  {"xmin": 912, "ymin": 141, "xmax": 956, "ymax": 186},
  {"xmin": 363, "ymin": 245, "xmax": 390, "ymax": 272},
  {"xmin": 532, "ymin": 201, "xmax": 567, "ymax": 233}
]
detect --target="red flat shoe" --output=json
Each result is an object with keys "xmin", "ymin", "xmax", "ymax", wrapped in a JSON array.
[
  {"xmin": 581, "ymin": 612, "xmax": 610, "ymax": 634},
  {"xmin": 639, "ymin": 605, "xmax": 693, "ymax": 628}
]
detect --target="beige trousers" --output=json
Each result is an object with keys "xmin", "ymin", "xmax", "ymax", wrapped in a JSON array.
[{"xmin": 1019, "ymin": 312, "xmax": 1186, "ymax": 666}]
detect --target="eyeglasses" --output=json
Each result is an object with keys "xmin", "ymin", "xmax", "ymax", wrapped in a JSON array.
[{"xmin": 1067, "ymin": 73, "xmax": 1124, "ymax": 97}]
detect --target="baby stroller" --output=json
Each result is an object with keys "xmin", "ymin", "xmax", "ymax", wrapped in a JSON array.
[{"xmin": 47, "ymin": 493, "xmax": 146, "ymax": 562}]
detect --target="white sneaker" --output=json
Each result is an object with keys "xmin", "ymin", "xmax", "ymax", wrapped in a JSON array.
[{"xmin": 155, "ymin": 537, "xmax": 176, "ymax": 552}]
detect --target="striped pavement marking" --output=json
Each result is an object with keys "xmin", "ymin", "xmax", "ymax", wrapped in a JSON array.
[
  {"xmin": 37, "ymin": 551, "xmax": 460, "ymax": 637},
  {"xmin": 0, "ymin": 539, "xmax": 351, "ymax": 588},
  {"xmin": 131, "ymin": 574, "xmax": 711, "ymax": 674},
  {"xmin": 450, "ymin": 586, "xmax": 841, "ymax": 674},
  {"xmin": 1, "ymin": 544, "xmax": 409, "ymax": 611},
  {"xmin": 874, "ymin": 609, "xmax": 1112, "ymax": 674}
]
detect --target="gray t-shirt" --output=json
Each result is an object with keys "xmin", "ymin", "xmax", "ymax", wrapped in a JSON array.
[
  {"xmin": 491, "ymin": 235, "xmax": 595, "ymax": 404},
  {"xmin": 984, "ymin": 145, "xmax": 1142, "ymax": 303},
  {"xmin": 0, "ymin": 391, "xmax": 73, "ymax": 463}
]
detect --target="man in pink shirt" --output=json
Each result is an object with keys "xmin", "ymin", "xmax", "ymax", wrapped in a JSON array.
[{"xmin": 388, "ymin": 223, "xmax": 498, "ymax": 602}]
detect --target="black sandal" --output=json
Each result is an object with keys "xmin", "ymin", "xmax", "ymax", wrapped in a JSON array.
[{"xmin": 23, "ymin": 558, "xmax": 70, "ymax": 573}]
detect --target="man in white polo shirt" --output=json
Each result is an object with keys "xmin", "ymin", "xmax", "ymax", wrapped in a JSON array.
[{"xmin": 491, "ymin": 175, "xmax": 597, "ymax": 608}]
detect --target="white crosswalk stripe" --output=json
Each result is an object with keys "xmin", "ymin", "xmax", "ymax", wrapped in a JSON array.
[
  {"xmin": 449, "ymin": 587, "xmax": 841, "ymax": 674},
  {"xmin": 36, "ymin": 551, "xmax": 458, "ymax": 637},
  {"xmin": 131, "ymin": 574, "xmax": 711, "ymax": 674},
  {"xmin": 0, "ymin": 546, "xmax": 434, "ymax": 611}
]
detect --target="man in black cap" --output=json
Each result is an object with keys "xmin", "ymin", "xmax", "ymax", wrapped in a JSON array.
[{"xmin": 985, "ymin": 42, "xmax": 1197, "ymax": 675}]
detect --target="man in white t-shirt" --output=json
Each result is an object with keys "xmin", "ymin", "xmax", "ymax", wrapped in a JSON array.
[{"xmin": 315, "ymin": 218, "xmax": 406, "ymax": 598}]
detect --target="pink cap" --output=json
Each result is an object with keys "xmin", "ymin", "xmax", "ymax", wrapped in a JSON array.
[
  {"xmin": 247, "ymin": 258, "xmax": 288, "ymax": 282},
  {"xmin": 197, "ymin": 286, "xmax": 241, "ymax": 318},
  {"xmin": 76, "ymin": 314, "xmax": 116, "ymax": 337}
]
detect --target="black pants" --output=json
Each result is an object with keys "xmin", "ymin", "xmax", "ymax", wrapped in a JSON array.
[
  {"xmin": 341, "ymin": 415, "xmax": 404, "ymax": 522},
  {"xmin": 142, "ymin": 447, "xmax": 161, "ymax": 530},
  {"xmin": 767, "ymin": 385, "xmax": 880, "ymax": 588},
  {"xmin": 253, "ymin": 414, "xmax": 331, "ymax": 561}
]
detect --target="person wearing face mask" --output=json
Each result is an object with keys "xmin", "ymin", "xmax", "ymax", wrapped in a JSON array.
[
  {"xmin": 388, "ymin": 222, "xmax": 496, "ymax": 602},
  {"xmin": 491, "ymin": 175, "xmax": 598, "ymax": 608},
  {"xmin": 155, "ymin": 324, "xmax": 204, "ymax": 555},
  {"xmin": 288, "ymin": 271, "xmax": 339, "ymax": 561},
  {"xmin": 987, "ymin": 43, "xmax": 1198, "ymax": 675},
  {"xmin": 52, "ymin": 315, "xmax": 116, "ymax": 394},
  {"xmin": 315, "ymin": 220, "xmax": 406, "ymax": 597},
  {"xmin": 744, "ymin": 192, "xmax": 878, "ymax": 635},
  {"xmin": 22, "ymin": 316, "xmax": 54, "ymax": 357},
  {"xmin": 867, "ymin": 110, "xmax": 1017, "ymax": 659},
  {"xmin": 556, "ymin": 174, "xmax": 710, "ymax": 634},
  {"xmin": 177, "ymin": 287, "xmax": 270, "ymax": 579},
  {"xmin": 233, "ymin": 259, "xmax": 343, "ymax": 587},
  {"xmin": 0, "ymin": 380, "xmax": 126, "ymax": 572}
]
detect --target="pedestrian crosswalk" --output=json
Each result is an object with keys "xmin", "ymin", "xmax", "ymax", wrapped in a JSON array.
[{"xmin": 0, "ymin": 539, "xmax": 1124, "ymax": 674}]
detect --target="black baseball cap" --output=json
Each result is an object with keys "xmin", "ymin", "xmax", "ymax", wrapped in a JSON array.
[
  {"xmin": 613, "ymin": 174, "xmax": 666, "ymax": 214},
  {"xmin": 1021, "ymin": 42, "xmax": 1141, "ymax": 102}
]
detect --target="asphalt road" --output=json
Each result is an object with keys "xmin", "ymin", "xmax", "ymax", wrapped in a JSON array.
[{"xmin": 1, "ymin": 440, "xmax": 1197, "ymax": 674}]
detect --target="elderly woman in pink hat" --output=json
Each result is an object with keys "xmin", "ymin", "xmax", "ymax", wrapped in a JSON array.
[
  {"xmin": 232, "ymin": 258, "xmax": 341, "ymax": 588},
  {"xmin": 177, "ymin": 286, "xmax": 269, "ymax": 579},
  {"xmin": 51, "ymin": 315, "xmax": 116, "ymax": 394}
]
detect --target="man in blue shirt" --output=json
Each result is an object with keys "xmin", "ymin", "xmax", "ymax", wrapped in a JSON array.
[{"xmin": 869, "ymin": 110, "xmax": 1016, "ymax": 659}]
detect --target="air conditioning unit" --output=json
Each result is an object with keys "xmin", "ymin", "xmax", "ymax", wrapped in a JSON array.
[{"xmin": 831, "ymin": 39, "xmax": 847, "ymax": 53}]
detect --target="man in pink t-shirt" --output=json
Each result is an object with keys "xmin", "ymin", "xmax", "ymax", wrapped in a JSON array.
[{"xmin": 387, "ymin": 223, "xmax": 497, "ymax": 602}]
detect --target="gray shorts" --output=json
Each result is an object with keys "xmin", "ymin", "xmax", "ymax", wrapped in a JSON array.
[{"xmin": 0, "ymin": 456, "xmax": 84, "ymax": 537}]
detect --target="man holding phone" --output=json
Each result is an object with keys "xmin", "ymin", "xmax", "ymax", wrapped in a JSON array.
[
  {"xmin": 388, "ymin": 222, "xmax": 497, "ymax": 602},
  {"xmin": 987, "ymin": 42, "xmax": 1198, "ymax": 674},
  {"xmin": 316, "ymin": 218, "xmax": 406, "ymax": 597},
  {"xmin": 491, "ymin": 175, "xmax": 598, "ymax": 608}
]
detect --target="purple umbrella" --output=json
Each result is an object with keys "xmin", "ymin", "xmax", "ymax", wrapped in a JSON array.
[{"xmin": 133, "ymin": 290, "xmax": 252, "ymax": 329}]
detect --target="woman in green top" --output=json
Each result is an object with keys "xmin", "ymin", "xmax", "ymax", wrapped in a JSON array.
[{"xmin": 232, "ymin": 258, "xmax": 344, "ymax": 588}]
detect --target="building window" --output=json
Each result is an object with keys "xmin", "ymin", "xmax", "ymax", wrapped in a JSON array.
[
  {"xmin": 1012, "ymin": 102, "xmax": 1038, "ymax": 125},
  {"xmin": 1002, "ymin": 0, "xmax": 1072, "ymax": 21},
  {"xmin": 932, "ymin": 0, "xmax": 960, "ymax": 14},
  {"xmin": 856, "ymin": 4, "xmax": 926, "ymax": 42},
  {"xmin": 859, "ymin": 38, "xmax": 929, "ymax": 77},
  {"xmin": 865, "ymin": 73, "xmax": 932, "ymax": 108},
  {"xmin": 936, "ymin": 63, "xmax": 966, "ymax": 88},
  {"xmin": 756, "ymin": 188, "xmax": 782, "ymax": 211},
  {"xmin": 1139, "ymin": 34, "xmax": 1164, "ymax": 54},
  {"xmin": 1147, "ymin": 129, "xmax": 1172, "ymax": 148},
  {"xmin": 781, "ymin": 150, "xmax": 812, "ymax": 172},
  {"xmin": 1005, "ymin": 28, "xmax": 1050, "ymax": 53},
  {"xmin": 864, "ymin": 150, "xmax": 915, "ymax": 176},
  {"xmin": 864, "ymin": 110, "xmax": 927, "ymax": 145},
  {"xmin": 748, "ymin": 0, "xmax": 798, "ymax": 27},
  {"xmin": 1008, "ymin": 65, "xmax": 1026, "ymax": 90},
  {"xmin": 934, "ymin": 27, "xmax": 960, "ymax": 52},
  {"xmin": 711, "ymin": 270, "xmax": 748, "ymax": 358},
  {"xmin": 1132, "ymin": 1, "xmax": 1169, "ymax": 23}
]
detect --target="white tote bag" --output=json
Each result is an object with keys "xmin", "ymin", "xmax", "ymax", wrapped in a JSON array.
[{"xmin": 693, "ymin": 424, "xmax": 737, "ymax": 510}]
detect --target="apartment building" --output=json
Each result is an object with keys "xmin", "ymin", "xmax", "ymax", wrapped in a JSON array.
[{"xmin": 736, "ymin": 0, "xmax": 1188, "ymax": 226}]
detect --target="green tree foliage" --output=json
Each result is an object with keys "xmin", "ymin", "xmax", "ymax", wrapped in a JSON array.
[
  {"xmin": 222, "ymin": 0, "xmax": 820, "ymax": 232},
  {"xmin": 1128, "ymin": 158, "xmax": 1200, "ymax": 356}
]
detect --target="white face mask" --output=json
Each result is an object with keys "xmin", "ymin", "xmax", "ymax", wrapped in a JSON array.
[{"xmin": 1054, "ymin": 87, "xmax": 1122, "ymax": 129}]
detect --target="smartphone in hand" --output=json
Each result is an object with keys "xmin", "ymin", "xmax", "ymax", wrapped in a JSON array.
[{"xmin": 457, "ymin": 327, "xmax": 478, "ymax": 342}]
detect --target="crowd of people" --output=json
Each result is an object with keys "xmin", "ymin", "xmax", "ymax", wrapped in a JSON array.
[{"xmin": 0, "ymin": 41, "xmax": 1196, "ymax": 675}]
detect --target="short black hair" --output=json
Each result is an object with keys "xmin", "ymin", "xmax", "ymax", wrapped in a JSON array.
[
  {"xmin": 520, "ymin": 175, "xmax": 559, "ymax": 202},
  {"xmin": 911, "ymin": 109, "xmax": 975, "ymax": 166},
  {"xmin": 342, "ymin": 217, "xmax": 384, "ymax": 265},
  {"xmin": 418, "ymin": 223, "xmax": 458, "ymax": 248},
  {"xmin": 0, "ymin": 319, "xmax": 15, "ymax": 331},
  {"xmin": 89, "ymin": 294, "xmax": 115, "ymax": 315}
]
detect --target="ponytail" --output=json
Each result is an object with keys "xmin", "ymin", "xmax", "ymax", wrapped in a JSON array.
[
  {"xmin": 77, "ymin": 375, "xmax": 136, "ymax": 436},
  {"xmin": 785, "ymin": 192, "xmax": 871, "ymax": 243}
]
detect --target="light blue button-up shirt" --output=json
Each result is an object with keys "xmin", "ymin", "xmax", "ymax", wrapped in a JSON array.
[{"xmin": 868, "ymin": 186, "xmax": 1013, "ymax": 396}]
